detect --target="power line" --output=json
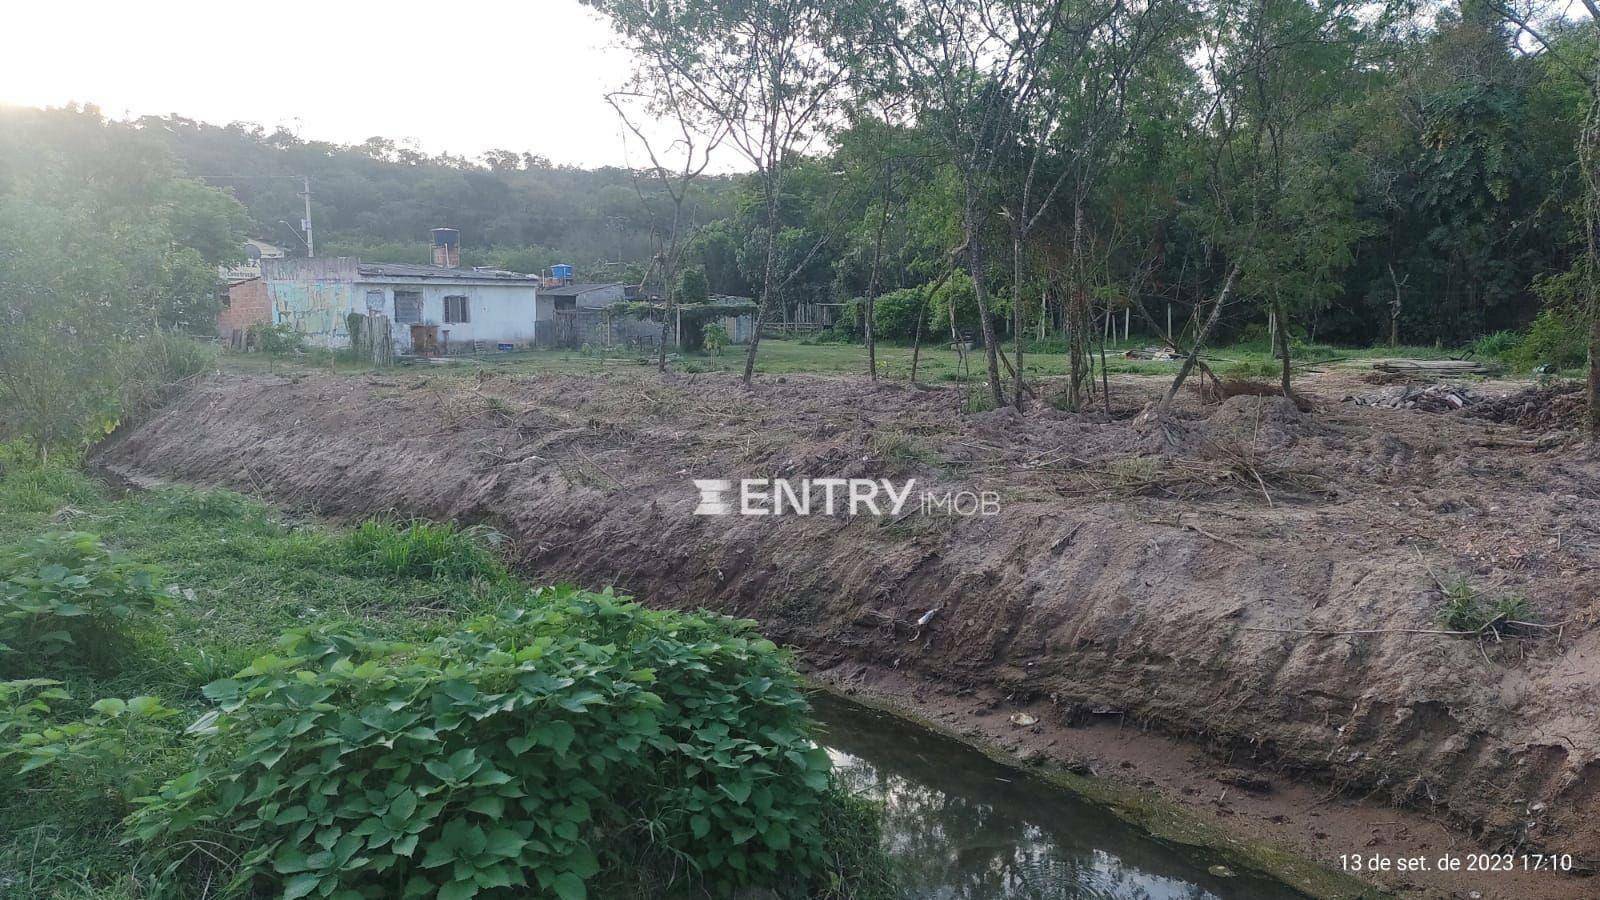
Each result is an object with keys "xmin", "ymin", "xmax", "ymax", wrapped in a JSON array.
[{"xmin": 193, "ymin": 174, "xmax": 313, "ymax": 257}]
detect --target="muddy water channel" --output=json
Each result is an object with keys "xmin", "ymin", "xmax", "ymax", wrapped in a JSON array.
[{"xmin": 812, "ymin": 694, "xmax": 1304, "ymax": 899}]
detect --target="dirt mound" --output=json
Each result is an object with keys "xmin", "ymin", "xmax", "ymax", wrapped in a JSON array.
[
  {"xmin": 1467, "ymin": 382, "xmax": 1586, "ymax": 432},
  {"xmin": 95, "ymin": 372, "xmax": 1600, "ymax": 885},
  {"xmin": 1205, "ymin": 394, "xmax": 1306, "ymax": 433}
]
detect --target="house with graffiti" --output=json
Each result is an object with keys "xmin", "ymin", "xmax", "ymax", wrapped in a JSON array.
[{"xmin": 218, "ymin": 228, "xmax": 542, "ymax": 354}]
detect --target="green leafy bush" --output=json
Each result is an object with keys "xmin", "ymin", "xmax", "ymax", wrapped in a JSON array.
[
  {"xmin": 0, "ymin": 679, "xmax": 179, "ymax": 801},
  {"xmin": 0, "ymin": 531, "xmax": 165, "ymax": 670},
  {"xmin": 117, "ymin": 332, "xmax": 218, "ymax": 419},
  {"xmin": 131, "ymin": 587, "xmax": 846, "ymax": 899},
  {"xmin": 867, "ymin": 287, "xmax": 927, "ymax": 341},
  {"xmin": 1506, "ymin": 308, "xmax": 1586, "ymax": 373},
  {"xmin": 251, "ymin": 322, "xmax": 307, "ymax": 355},
  {"xmin": 702, "ymin": 321, "xmax": 731, "ymax": 355},
  {"xmin": 1471, "ymin": 329, "xmax": 1520, "ymax": 362}
]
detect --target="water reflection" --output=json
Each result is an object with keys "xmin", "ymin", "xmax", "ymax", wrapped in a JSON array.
[{"xmin": 812, "ymin": 694, "xmax": 1304, "ymax": 899}]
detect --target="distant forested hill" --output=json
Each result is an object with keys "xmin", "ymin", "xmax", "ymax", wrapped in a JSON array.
[{"xmin": 131, "ymin": 112, "xmax": 742, "ymax": 277}]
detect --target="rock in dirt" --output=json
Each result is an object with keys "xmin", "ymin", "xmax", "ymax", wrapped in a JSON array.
[{"xmin": 1345, "ymin": 383, "xmax": 1478, "ymax": 412}]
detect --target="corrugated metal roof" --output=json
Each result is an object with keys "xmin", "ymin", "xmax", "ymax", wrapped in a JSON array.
[
  {"xmin": 356, "ymin": 263, "xmax": 535, "ymax": 282},
  {"xmin": 541, "ymin": 282, "xmax": 625, "ymax": 297}
]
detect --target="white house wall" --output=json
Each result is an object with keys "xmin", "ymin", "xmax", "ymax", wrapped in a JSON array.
[{"xmin": 365, "ymin": 280, "xmax": 539, "ymax": 351}]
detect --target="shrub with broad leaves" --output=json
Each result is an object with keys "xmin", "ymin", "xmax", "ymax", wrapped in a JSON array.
[
  {"xmin": 0, "ymin": 678, "xmax": 178, "ymax": 801},
  {"xmin": 0, "ymin": 531, "xmax": 164, "ymax": 669},
  {"xmin": 130, "ymin": 587, "xmax": 842, "ymax": 899}
]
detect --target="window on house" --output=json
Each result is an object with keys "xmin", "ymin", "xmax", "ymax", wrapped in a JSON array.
[
  {"xmin": 394, "ymin": 290, "xmax": 423, "ymax": 324},
  {"xmin": 365, "ymin": 289, "xmax": 385, "ymax": 313},
  {"xmin": 444, "ymin": 295, "xmax": 470, "ymax": 324}
]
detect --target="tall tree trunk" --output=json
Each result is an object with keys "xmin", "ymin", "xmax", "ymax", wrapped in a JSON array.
[
  {"xmin": 864, "ymin": 163, "xmax": 893, "ymax": 382},
  {"xmin": 1386, "ymin": 262, "xmax": 1402, "ymax": 349},
  {"xmin": 1011, "ymin": 228, "xmax": 1026, "ymax": 409},
  {"xmin": 1584, "ymin": 70, "xmax": 1600, "ymax": 435},
  {"xmin": 1066, "ymin": 200, "xmax": 1087, "ymax": 411},
  {"xmin": 1155, "ymin": 262, "xmax": 1241, "ymax": 415},
  {"xmin": 742, "ymin": 175, "xmax": 782, "ymax": 387},
  {"xmin": 910, "ymin": 268, "xmax": 953, "ymax": 384},
  {"xmin": 963, "ymin": 187, "xmax": 1003, "ymax": 408},
  {"xmin": 1273, "ymin": 296, "xmax": 1293, "ymax": 397}
]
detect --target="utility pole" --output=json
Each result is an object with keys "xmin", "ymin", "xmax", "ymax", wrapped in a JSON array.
[{"xmin": 300, "ymin": 176, "xmax": 314, "ymax": 257}]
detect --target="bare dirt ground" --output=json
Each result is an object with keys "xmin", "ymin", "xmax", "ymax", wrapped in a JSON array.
[{"xmin": 96, "ymin": 364, "xmax": 1600, "ymax": 898}]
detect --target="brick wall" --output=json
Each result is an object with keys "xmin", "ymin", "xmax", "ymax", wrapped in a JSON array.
[{"xmin": 217, "ymin": 278, "xmax": 270, "ymax": 339}]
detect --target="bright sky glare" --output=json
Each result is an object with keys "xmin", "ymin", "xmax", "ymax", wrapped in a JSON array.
[{"xmin": 0, "ymin": 0, "xmax": 697, "ymax": 170}]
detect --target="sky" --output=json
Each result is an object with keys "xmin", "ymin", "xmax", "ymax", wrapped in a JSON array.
[{"xmin": 0, "ymin": 0, "xmax": 695, "ymax": 170}]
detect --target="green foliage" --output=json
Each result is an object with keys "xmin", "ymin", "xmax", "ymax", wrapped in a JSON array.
[
  {"xmin": 0, "ymin": 106, "xmax": 240, "ymax": 457},
  {"xmin": 0, "ymin": 450, "xmax": 102, "ymax": 520},
  {"xmin": 1437, "ymin": 576, "xmax": 1483, "ymax": 632},
  {"xmin": 675, "ymin": 266, "xmax": 711, "ymax": 305},
  {"xmin": 0, "ymin": 463, "xmax": 894, "ymax": 898},
  {"xmin": 1506, "ymin": 307, "xmax": 1586, "ymax": 373},
  {"xmin": 866, "ymin": 287, "xmax": 928, "ymax": 341},
  {"xmin": 251, "ymin": 322, "xmax": 308, "ymax": 356},
  {"xmin": 928, "ymin": 275, "xmax": 998, "ymax": 337},
  {"xmin": 1437, "ymin": 576, "xmax": 1536, "ymax": 636},
  {"xmin": 703, "ymin": 321, "xmax": 731, "ymax": 355},
  {"xmin": 132, "ymin": 587, "xmax": 846, "ymax": 899},
  {"xmin": 117, "ymin": 332, "xmax": 219, "ymax": 420},
  {"xmin": 1221, "ymin": 359, "xmax": 1279, "ymax": 379},
  {"xmin": 0, "ymin": 680, "xmax": 179, "ymax": 802},
  {"xmin": 0, "ymin": 532, "xmax": 165, "ymax": 671},
  {"xmin": 148, "ymin": 487, "xmax": 267, "ymax": 525},
  {"xmin": 1471, "ymin": 330, "xmax": 1521, "ymax": 362}
]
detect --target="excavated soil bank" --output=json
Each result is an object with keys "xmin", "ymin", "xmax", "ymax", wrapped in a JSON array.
[{"xmin": 97, "ymin": 370, "xmax": 1600, "ymax": 897}]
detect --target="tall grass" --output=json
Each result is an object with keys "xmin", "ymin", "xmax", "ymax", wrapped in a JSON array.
[{"xmin": 329, "ymin": 518, "xmax": 507, "ymax": 582}]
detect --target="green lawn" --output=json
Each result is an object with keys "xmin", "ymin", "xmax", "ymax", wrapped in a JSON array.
[{"xmin": 222, "ymin": 335, "xmax": 1472, "ymax": 384}]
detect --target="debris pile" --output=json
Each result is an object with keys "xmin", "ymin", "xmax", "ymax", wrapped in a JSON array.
[
  {"xmin": 1466, "ymin": 382, "xmax": 1584, "ymax": 431},
  {"xmin": 1346, "ymin": 383, "xmax": 1478, "ymax": 412},
  {"xmin": 1371, "ymin": 359, "xmax": 1493, "ymax": 375},
  {"xmin": 1124, "ymin": 346, "xmax": 1179, "ymax": 360}
]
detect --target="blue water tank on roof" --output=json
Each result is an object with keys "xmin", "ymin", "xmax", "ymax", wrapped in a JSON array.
[{"xmin": 551, "ymin": 264, "xmax": 573, "ymax": 280}]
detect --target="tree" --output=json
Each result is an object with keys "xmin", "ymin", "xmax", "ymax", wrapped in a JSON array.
[
  {"xmin": 605, "ymin": 72, "xmax": 728, "ymax": 370},
  {"xmin": 0, "ymin": 106, "xmax": 245, "ymax": 457},
  {"xmin": 676, "ymin": 265, "xmax": 711, "ymax": 304},
  {"xmin": 1153, "ymin": 0, "xmax": 1383, "ymax": 412},
  {"xmin": 1482, "ymin": 0, "xmax": 1600, "ymax": 432},
  {"xmin": 584, "ymin": 0, "xmax": 870, "ymax": 386},
  {"xmin": 996, "ymin": 0, "xmax": 1182, "ymax": 407},
  {"xmin": 875, "ymin": 0, "xmax": 1076, "ymax": 407}
]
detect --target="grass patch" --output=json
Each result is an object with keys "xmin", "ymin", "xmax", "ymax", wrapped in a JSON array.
[
  {"xmin": 220, "ymin": 335, "xmax": 1493, "ymax": 387},
  {"xmin": 868, "ymin": 430, "xmax": 938, "ymax": 471},
  {"xmin": 1437, "ymin": 575, "xmax": 1537, "ymax": 636},
  {"xmin": 323, "ymin": 518, "xmax": 507, "ymax": 582}
]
